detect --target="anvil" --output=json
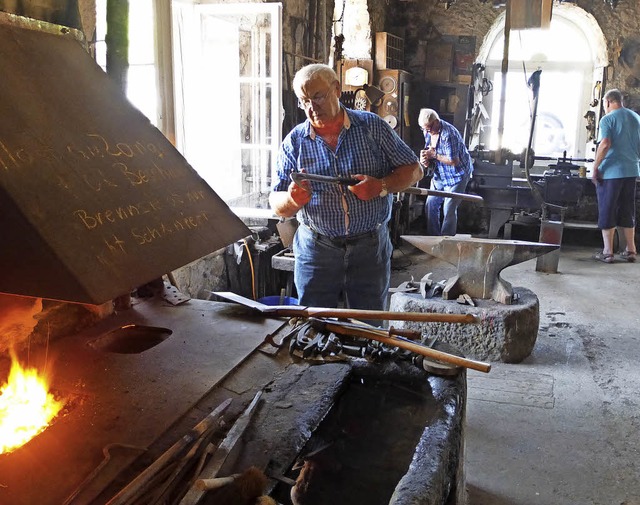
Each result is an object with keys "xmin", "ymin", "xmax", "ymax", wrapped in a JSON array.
[{"xmin": 401, "ymin": 235, "xmax": 560, "ymax": 304}]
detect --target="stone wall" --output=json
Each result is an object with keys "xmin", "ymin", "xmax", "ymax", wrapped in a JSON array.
[
  {"xmin": 373, "ymin": 0, "xmax": 640, "ymax": 108},
  {"xmin": 0, "ymin": 0, "xmax": 84, "ymax": 29}
]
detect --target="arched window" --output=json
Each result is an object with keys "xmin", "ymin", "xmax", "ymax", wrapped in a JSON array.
[{"xmin": 477, "ymin": 5, "xmax": 607, "ymax": 162}]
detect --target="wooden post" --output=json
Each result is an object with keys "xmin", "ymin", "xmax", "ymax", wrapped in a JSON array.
[
  {"xmin": 106, "ymin": 0, "xmax": 129, "ymax": 93},
  {"xmin": 496, "ymin": 2, "xmax": 511, "ymax": 165}
]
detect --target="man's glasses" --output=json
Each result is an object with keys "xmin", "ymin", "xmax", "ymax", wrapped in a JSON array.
[{"xmin": 298, "ymin": 89, "xmax": 332, "ymax": 110}]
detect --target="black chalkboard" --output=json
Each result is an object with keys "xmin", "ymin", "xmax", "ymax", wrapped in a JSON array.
[{"xmin": 0, "ymin": 15, "xmax": 250, "ymax": 304}]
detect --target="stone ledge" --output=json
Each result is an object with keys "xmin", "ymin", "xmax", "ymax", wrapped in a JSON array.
[{"xmin": 390, "ymin": 287, "xmax": 539, "ymax": 363}]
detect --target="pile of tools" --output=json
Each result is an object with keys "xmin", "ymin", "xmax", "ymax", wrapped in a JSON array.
[
  {"xmin": 97, "ymin": 393, "xmax": 271, "ymax": 505},
  {"xmin": 214, "ymin": 292, "xmax": 491, "ymax": 374}
]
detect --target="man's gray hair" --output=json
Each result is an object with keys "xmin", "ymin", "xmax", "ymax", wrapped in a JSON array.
[
  {"xmin": 418, "ymin": 108, "xmax": 440, "ymax": 126},
  {"xmin": 293, "ymin": 64, "xmax": 338, "ymax": 94},
  {"xmin": 604, "ymin": 89, "xmax": 623, "ymax": 105}
]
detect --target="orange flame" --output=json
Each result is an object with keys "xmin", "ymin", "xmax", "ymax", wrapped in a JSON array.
[{"xmin": 0, "ymin": 357, "xmax": 63, "ymax": 455}]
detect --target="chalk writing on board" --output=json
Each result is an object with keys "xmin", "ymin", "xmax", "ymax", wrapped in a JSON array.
[
  {"xmin": 103, "ymin": 234, "xmax": 127, "ymax": 254},
  {"xmin": 81, "ymin": 169, "xmax": 120, "ymax": 191},
  {"xmin": 0, "ymin": 133, "xmax": 188, "ymax": 191},
  {"xmin": 0, "ymin": 128, "xmax": 228, "ymax": 264},
  {"xmin": 73, "ymin": 199, "xmax": 164, "ymax": 230},
  {"xmin": 72, "ymin": 186, "xmax": 211, "ymax": 231},
  {"xmin": 95, "ymin": 210, "xmax": 212, "ymax": 265},
  {"xmin": 131, "ymin": 211, "xmax": 210, "ymax": 245}
]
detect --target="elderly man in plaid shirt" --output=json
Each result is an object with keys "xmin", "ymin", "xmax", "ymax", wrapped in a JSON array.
[
  {"xmin": 270, "ymin": 64, "xmax": 422, "ymax": 311},
  {"xmin": 418, "ymin": 108, "xmax": 474, "ymax": 236}
]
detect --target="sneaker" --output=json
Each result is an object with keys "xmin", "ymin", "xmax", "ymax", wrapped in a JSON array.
[
  {"xmin": 593, "ymin": 251, "xmax": 614, "ymax": 263},
  {"xmin": 619, "ymin": 251, "xmax": 637, "ymax": 263}
]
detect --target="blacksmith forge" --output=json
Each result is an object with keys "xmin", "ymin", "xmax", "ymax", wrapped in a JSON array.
[{"xmin": 0, "ymin": 14, "xmax": 468, "ymax": 505}]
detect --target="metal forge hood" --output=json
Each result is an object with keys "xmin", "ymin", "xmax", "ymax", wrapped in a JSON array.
[{"xmin": 0, "ymin": 14, "xmax": 250, "ymax": 304}]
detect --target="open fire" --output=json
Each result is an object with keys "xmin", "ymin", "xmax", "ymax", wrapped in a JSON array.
[{"xmin": 0, "ymin": 355, "xmax": 63, "ymax": 454}]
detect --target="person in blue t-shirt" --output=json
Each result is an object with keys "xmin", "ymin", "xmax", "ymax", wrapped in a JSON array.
[
  {"xmin": 418, "ymin": 108, "xmax": 474, "ymax": 236},
  {"xmin": 591, "ymin": 89, "xmax": 640, "ymax": 263},
  {"xmin": 269, "ymin": 64, "xmax": 422, "ymax": 310}
]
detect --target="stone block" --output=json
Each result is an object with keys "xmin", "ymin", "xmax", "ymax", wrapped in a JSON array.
[{"xmin": 389, "ymin": 287, "xmax": 539, "ymax": 363}]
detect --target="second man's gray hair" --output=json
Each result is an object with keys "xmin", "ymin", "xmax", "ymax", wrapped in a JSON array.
[{"xmin": 418, "ymin": 108, "xmax": 440, "ymax": 126}]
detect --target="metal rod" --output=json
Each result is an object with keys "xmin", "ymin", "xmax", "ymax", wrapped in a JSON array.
[
  {"xmin": 179, "ymin": 392, "xmax": 263, "ymax": 505},
  {"xmin": 401, "ymin": 186, "xmax": 484, "ymax": 203},
  {"xmin": 105, "ymin": 398, "xmax": 232, "ymax": 505}
]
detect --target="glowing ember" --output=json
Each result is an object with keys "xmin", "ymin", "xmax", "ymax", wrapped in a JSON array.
[{"xmin": 0, "ymin": 357, "xmax": 63, "ymax": 454}]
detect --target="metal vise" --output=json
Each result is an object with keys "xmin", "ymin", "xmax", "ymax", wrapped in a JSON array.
[{"xmin": 401, "ymin": 234, "xmax": 559, "ymax": 304}]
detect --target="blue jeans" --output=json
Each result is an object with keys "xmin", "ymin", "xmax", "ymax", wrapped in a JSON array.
[
  {"xmin": 426, "ymin": 171, "xmax": 471, "ymax": 236},
  {"xmin": 293, "ymin": 224, "xmax": 392, "ymax": 310}
]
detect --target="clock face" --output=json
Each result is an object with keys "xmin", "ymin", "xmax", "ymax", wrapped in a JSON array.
[
  {"xmin": 379, "ymin": 76, "xmax": 397, "ymax": 94},
  {"xmin": 384, "ymin": 115, "xmax": 398, "ymax": 129},
  {"xmin": 380, "ymin": 97, "xmax": 398, "ymax": 116},
  {"xmin": 344, "ymin": 66, "xmax": 369, "ymax": 86}
]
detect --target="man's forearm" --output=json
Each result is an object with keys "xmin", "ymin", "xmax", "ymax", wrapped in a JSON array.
[
  {"xmin": 269, "ymin": 191, "xmax": 301, "ymax": 218},
  {"xmin": 593, "ymin": 138, "xmax": 610, "ymax": 171},
  {"xmin": 383, "ymin": 162, "xmax": 423, "ymax": 192}
]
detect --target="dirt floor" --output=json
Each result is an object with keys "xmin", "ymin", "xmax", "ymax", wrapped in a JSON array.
[{"xmin": 390, "ymin": 239, "xmax": 640, "ymax": 505}]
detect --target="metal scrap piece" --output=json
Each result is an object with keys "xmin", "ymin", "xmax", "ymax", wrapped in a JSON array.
[
  {"xmin": 162, "ymin": 280, "xmax": 191, "ymax": 305},
  {"xmin": 456, "ymin": 293, "xmax": 476, "ymax": 307}
]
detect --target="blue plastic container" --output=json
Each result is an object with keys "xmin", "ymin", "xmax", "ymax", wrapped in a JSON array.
[{"xmin": 258, "ymin": 295, "xmax": 299, "ymax": 306}]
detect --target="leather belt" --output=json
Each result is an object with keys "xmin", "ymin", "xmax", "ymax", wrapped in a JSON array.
[{"xmin": 304, "ymin": 224, "xmax": 381, "ymax": 247}]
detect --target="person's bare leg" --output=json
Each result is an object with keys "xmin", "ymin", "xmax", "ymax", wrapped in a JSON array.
[
  {"xmin": 601, "ymin": 228, "xmax": 616, "ymax": 255},
  {"xmin": 620, "ymin": 226, "xmax": 637, "ymax": 254}
]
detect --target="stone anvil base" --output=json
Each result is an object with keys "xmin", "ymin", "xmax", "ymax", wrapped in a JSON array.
[{"xmin": 390, "ymin": 287, "xmax": 539, "ymax": 363}]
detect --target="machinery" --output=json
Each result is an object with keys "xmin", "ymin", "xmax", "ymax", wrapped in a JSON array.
[{"xmin": 467, "ymin": 148, "xmax": 595, "ymax": 238}]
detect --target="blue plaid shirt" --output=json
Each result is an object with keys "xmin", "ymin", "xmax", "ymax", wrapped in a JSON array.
[
  {"xmin": 273, "ymin": 108, "xmax": 418, "ymax": 238},
  {"xmin": 424, "ymin": 119, "xmax": 473, "ymax": 186}
]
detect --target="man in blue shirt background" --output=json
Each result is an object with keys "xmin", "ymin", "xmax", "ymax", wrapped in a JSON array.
[
  {"xmin": 418, "ymin": 108, "xmax": 473, "ymax": 236},
  {"xmin": 591, "ymin": 89, "xmax": 640, "ymax": 263},
  {"xmin": 269, "ymin": 64, "xmax": 422, "ymax": 310}
]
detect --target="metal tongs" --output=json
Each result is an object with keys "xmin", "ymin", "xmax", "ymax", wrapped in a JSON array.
[
  {"xmin": 290, "ymin": 171, "xmax": 483, "ymax": 204},
  {"xmin": 290, "ymin": 172, "xmax": 360, "ymax": 186}
]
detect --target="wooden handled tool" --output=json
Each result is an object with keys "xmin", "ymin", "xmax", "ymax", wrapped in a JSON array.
[
  {"xmin": 195, "ymin": 474, "xmax": 240, "ymax": 491},
  {"xmin": 320, "ymin": 320, "xmax": 491, "ymax": 373},
  {"xmin": 179, "ymin": 393, "xmax": 263, "ymax": 505},
  {"xmin": 213, "ymin": 291, "xmax": 478, "ymax": 324},
  {"xmin": 106, "ymin": 399, "xmax": 232, "ymax": 505},
  {"xmin": 283, "ymin": 306, "xmax": 476, "ymax": 324}
]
